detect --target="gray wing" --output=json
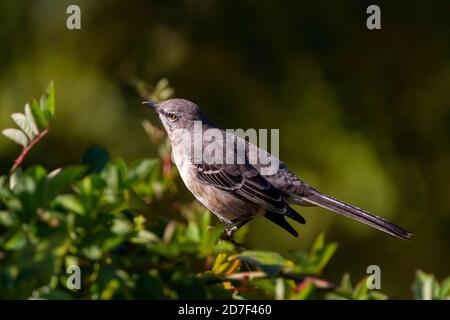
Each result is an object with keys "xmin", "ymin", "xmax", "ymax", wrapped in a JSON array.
[
  {"xmin": 238, "ymin": 135, "xmax": 315, "ymax": 201},
  {"xmin": 265, "ymin": 162, "xmax": 316, "ymax": 202},
  {"xmin": 194, "ymin": 162, "xmax": 305, "ymax": 224}
]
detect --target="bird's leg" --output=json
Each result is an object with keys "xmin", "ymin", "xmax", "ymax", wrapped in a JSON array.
[
  {"xmin": 220, "ymin": 217, "xmax": 252, "ymax": 249},
  {"xmin": 223, "ymin": 225, "xmax": 238, "ymax": 239},
  {"xmin": 221, "ymin": 230, "xmax": 245, "ymax": 250}
]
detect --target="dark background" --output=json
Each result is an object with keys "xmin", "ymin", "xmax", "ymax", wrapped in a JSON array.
[{"xmin": 0, "ymin": 0, "xmax": 449, "ymax": 296}]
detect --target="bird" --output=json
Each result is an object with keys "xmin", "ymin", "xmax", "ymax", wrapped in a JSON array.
[{"xmin": 143, "ymin": 98, "xmax": 412, "ymax": 240}]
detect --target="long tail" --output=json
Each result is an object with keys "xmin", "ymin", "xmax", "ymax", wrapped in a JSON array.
[{"xmin": 300, "ymin": 191, "xmax": 412, "ymax": 240}]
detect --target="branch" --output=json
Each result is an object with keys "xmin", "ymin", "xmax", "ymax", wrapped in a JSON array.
[
  {"xmin": 219, "ymin": 271, "xmax": 337, "ymax": 290},
  {"xmin": 9, "ymin": 127, "xmax": 49, "ymax": 175}
]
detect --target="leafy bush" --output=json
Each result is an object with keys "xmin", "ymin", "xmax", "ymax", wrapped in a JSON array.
[{"xmin": 0, "ymin": 81, "xmax": 448, "ymax": 300}]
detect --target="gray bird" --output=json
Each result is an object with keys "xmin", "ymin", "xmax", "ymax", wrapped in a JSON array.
[{"xmin": 143, "ymin": 99, "xmax": 411, "ymax": 240}]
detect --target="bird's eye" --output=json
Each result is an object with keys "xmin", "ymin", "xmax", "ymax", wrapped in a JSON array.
[{"xmin": 167, "ymin": 113, "xmax": 178, "ymax": 122}]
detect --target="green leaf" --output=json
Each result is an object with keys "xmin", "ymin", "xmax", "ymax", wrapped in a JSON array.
[
  {"xmin": 439, "ymin": 277, "xmax": 450, "ymax": 299},
  {"xmin": 24, "ymin": 103, "xmax": 39, "ymax": 136},
  {"xmin": 186, "ymin": 219, "xmax": 200, "ymax": 242},
  {"xmin": 369, "ymin": 291, "xmax": 388, "ymax": 300},
  {"xmin": 45, "ymin": 166, "xmax": 85, "ymax": 202},
  {"xmin": 353, "ymin": 277, "xmax": 370, "ymax": 300},
  {"xmin": 128, "ymin": 159, "xmax": 159, "ymax": 184},
  {"xmin": 153, "ymin": 78, "xmax": 175, "ymax": 101},
  {"xmin": 31, "ymin": 99, "xmax": 48, "ymax": 130},
  {"xmin": 4, "ymin": 230, "xmax": 27, "ymax": 250},
  {"xmin": 24, "ymin": 165, "xmax": 47, "ymax": 181},
  {"xmin": 412, "ymin": 270, "xmax": 437, "ymax": 300},
  {"xmin": 31, "ymin": 288, "xmax": 73, "ymax": 300},
  {"xmin": 0, "ymin": 211, "xmax": 14, "ymax": 227},
  {"xmin": 314, "ymin": 243, "xmax": 338, "ymax": 273},
  {"xmin": 2, "ymin": 128, "xmax": 28, "ymax": 147},
  {"xmin": 82, "ymin": 245, "xmax": 103, "ymax": 260},
  {"xmin": 325, "ymin": 292, "xmax": 349, "ymax": 300},
  {"xmin": 9, "ymin": 168, "xmax": 22, "ymax": 189},
  {"xmin": 40, "ymin": 81, "xmax": 55, "ymax": 118},
  {"xmin": 111, "ymin": 218, "xmax": 133, "ymax": 236},
  {"xmin": 234, "ymin": 250, "xmax": 293, "ymax": 277},
  {"xmin": 11, "ymin": 113, "xmax": 35, "ymax": 140},
  {"xmin": 340, "ymin": 273, "xmax": 353, "ymax": 292},
  {"xmin": 311, "ymin": 231, "xmax": 325, "ymax": 253},
  {"xmin": 131, "ymin": 230, "xmax": 159, "ymax": 244},
  {"xmin": 124, "ymin": 187, "xmax": 152, "ymax": 213},
  {"xmin": 113, "ymin": 159, "xmax": 128, "ymax": 188},
  {"xmin": 53, "ymin": 194, "xmax": 84, "ymax": 215},
  {"xmin": 288, "ymin": 232, "xmax": 337, "ymax": 275}
]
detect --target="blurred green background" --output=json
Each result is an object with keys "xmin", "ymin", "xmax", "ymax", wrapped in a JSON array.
[{"xmin": 0, "ymin": 0, "xmax": 449, "ymax": 296}]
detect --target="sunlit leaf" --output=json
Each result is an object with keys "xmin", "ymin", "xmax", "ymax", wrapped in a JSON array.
[
  {"xmin": 131, "ymin": 230, "xmax": 159, "ymax": 244},
  {"xmin": 31, "ymin": 99, "xmax": 48, "ymax": 130},
  {"xmin": 2, "ymin": 128, "xmax": 28, "ymax": 147},
  {"xmin": 186, "ymin": 219, "xmax": 200, "ymax": 242},
  {"xmin": 150, "ymin": 78, "xmax": 175, "ymax": 102},
  {"xmin": 0, "ymin": 211, "xmax": 14, "ymax": 227},
  {"xmin": 412, "ymin": 270, "xmax": 432, "ymax": 300},
  {"xmin": 31, "ymin": 288, "xmax": 73, "ymax": 300},
  {"xmin": 9, "ymin": 168, "xmax": 22, "ymax": 190},
  {"xmin": 370, "ymin": 291, "xmax": 388, "ymax": 300},
  {"xmin": 11, "ymin": 113, "xmax": 35, "ymax": 140},
  {"xmin": 439, "ymin": 277, "xmax": 450, "ymax": 299},
  {"xmin": 111, "ymin": 218, "xmax": 133, "ymax": 236},
  {"xmin": 82, "ymin": 245, "xmax": 103, "ymax": 260},
  {"xmin": 24, "ymin": 103, "xmax": 39, "ymax": 136},
  {"xmin": 311, "ymin": 231, "xmax": 325, "ymax": 253},
  {"xmin": 353, "ymin": 277, "xmax": 370, "ymax": 300},
  {"xmin": 53, "ymin": 194, "xmax": 84, "ymax": 215}
]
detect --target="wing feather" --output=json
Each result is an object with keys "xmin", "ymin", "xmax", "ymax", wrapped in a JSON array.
[{"xmin": 194, "ymin": 163, "xmax": 299, "ymax": 218}]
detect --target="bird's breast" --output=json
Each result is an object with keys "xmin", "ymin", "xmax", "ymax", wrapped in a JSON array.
[{"xmin": 171, "ymin": 146, "xmax": 258, "ymax": 223}]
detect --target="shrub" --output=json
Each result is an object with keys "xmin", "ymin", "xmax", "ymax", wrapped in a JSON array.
[{"xmin": 0, "ymin": 81, "xmax": 448, "ymax": 300}]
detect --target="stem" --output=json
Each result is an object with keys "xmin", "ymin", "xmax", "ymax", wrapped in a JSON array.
[
  {"xmin": 224, "ymin": 271, "xmax": 337, "ymax": 290},
  {"xmin": 9, "ymin": 127, "xmax": 49, "ymax": 175}
]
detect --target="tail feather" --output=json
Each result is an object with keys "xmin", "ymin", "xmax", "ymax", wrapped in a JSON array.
[
  {"xmin": 301, "ymin": 191, "xmax": 412, "ymax": 240},
  {"xmin": 265, "ymin": 211, "xmax": 299, "ymax": 237}
]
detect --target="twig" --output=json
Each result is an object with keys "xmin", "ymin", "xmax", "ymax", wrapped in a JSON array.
[
  {"xmin": 223, "ymin": 271, "xmax": 337, "ymax": 290},
  {"xmin": 9, "ymin": 127, "xmax": 49, "ymax": 175},
  {"xmin": 225, "ymin": 271, "xmax": 266, "ymax": 281}
]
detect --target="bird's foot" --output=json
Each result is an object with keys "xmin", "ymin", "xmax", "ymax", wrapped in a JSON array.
[{"xmin": 220, "ymin": 228, "xmax": 246, "ymax": 251}]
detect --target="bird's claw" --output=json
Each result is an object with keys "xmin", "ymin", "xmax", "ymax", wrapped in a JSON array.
[{"xmin": 220, "ymin": 228, "xmax": 245, "ymax": 249}]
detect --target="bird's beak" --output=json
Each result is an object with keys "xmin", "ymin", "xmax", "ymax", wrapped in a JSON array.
[{"xmin": 142, "ymin": 100, "xmax": 159, "ymax": 111}]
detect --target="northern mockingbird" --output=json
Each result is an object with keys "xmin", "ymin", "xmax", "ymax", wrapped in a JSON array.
[{"xmin": 143, "ymin": 99, "xmax": 411, "ymax": 240}]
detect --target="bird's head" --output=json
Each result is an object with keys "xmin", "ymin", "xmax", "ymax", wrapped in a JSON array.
[{"xmin": 143, "ymin": 98, "xmax": 211, "ymax": 139}]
